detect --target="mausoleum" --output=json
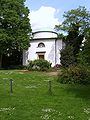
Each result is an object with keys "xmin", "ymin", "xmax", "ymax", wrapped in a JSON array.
[{"xmin": 23, "ymin": 29, "xmax": 63, "ymax": 67}]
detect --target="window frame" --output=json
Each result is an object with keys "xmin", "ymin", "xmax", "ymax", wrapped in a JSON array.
[{"xmin": 38, "ymin": 42, "xmax": 45, "ymax": 48}]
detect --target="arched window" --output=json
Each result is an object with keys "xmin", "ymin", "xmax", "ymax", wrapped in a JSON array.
[{"xmin": 38, "ymin": 42, "xmax": 45, "ymax": 48}]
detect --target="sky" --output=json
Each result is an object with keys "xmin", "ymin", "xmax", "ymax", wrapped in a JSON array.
[{"xmin": 25, "ymin": 0, "xmax": 90, "ymax": 31}]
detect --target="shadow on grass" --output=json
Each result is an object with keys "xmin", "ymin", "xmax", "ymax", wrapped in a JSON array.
[{"xmin": 64, "ymin": 84, "xmax": 90, "ymax": 99}]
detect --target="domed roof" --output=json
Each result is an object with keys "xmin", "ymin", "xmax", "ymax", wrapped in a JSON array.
[
  {"xmin": 32, "ymin": 28, "xmax": 58, "ymax": 39},
  {"xmin": 32, "ymin": 27, "xmax": 56, "ymax": 33}
]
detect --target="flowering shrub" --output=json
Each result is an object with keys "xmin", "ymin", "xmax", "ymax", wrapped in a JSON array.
[{"xmin": 53, "ymin": 64, "xmax": 61, "ymax": 69}]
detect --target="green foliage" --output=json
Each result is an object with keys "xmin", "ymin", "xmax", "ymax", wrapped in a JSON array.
[
  {"xmin": 60, "ymin": 45, "xmax": 76, "ymax": 67},
  {"xmin": 60, "ymin": 24, "xmax": 84, "ymax": 67},
  {"xmin": 66, "ymin": 24, "xmax": 84, "ymax": 56},
  {"xmin": 55, "ymin": 6, "xmax": 90, "ymax": 34},
  {"xmin": 78, "ymin": 30, "xmax": 90, "ymax": 66},
  {"xmin": 27, "ymin": 59, "xmax": 51, "ymax": 71},
  {"xmin": 58, "ymin": 27, "xmax": 90, "ymax": 85},
  {"xmin": 57, "ymin": 65, "xmax": 90, "ymax": 85},
  {"xmin": 0, "ymin": 0, "xmax": 32, "ymax": 55},
  {"xmin": 55, "ymin": 6, "xmax": 90, "ymax": 67},
  {"xmin": 26, "ymin": 60, "xmax": 34, "ymax": 70},
  {"xmin": 57, "ymin": 33, "xmax": 66, "ymax": 40}
]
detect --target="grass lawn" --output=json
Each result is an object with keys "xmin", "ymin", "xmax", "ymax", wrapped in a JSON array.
[{"xmin": 0, "ymin": 70, "xmax": 90, "ymax": 120}]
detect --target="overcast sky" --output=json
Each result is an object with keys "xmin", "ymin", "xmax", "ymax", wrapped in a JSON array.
[{"xmin": 25, "ymin": 0, "xmax": 90, "ymax": 31}]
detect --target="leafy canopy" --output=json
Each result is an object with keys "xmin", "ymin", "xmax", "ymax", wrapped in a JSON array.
[
  {"xmin": 55, "ymin": 6, "xmax": 90, "ymax": 67},
  {"xmin": 0, "ymin": 0, "xmax": 32, "ymax": 55},
  {"xmin": 55, "ymin": 6, "xmax": 90, "ymax": 35}
]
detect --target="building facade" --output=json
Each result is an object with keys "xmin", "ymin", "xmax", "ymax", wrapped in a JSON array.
[{"xmin": 23, "ymin": 30, "xmax": 63, "ymax": 67}]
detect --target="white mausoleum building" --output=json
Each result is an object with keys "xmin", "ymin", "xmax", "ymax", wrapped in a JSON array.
[{"xmin": 23, "ymin": 30, "xmax": 63, "ymax": 67}]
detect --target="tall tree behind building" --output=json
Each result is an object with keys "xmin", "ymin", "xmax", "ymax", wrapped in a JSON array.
[{"xmin": 55, "ymin": 6, "xmax": 90, "ymax": 67}]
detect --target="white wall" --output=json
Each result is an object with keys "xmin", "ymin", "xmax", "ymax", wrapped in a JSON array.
[
  {"xmin": 23, "ymin": 39, "xmax": 62, "ymax": 67},
  {"xmin": 23, "ymin": 31, "xmax": 62, "ymax": 67},
  {"xmin": 56, "ymin": 39, "xmax": 63, "ymax": 65}
]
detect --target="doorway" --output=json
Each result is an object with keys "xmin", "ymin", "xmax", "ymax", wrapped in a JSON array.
[
  {"xmin": 38, "ymin": 55, "xmax": 44, "ymax": 59},
  {"xmin": 36, "ymin": 52, "xmax": 46, "ymax": 60}
]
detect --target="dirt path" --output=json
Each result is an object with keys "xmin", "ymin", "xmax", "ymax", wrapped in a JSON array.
[
  {"xmin": 17, "ymin": 70, "xmax": 60, "ymax": 76},
  {"xmin": 47, "ymin": 71, "xmax": 58, "ymax": 76}
]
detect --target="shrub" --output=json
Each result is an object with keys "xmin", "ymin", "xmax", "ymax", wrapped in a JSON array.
[
  {"xmin": 57, "ymin": 65, "xmax": 90, "ymax": 85},
  {"xmin": 27, "ymin": 60, "xmax": 34, "ymax": 70},
  {"xmin": 2, "ymin": 65, "xmax": 26, "ymax": 70},
  {"xmin": 60, "ymin": 45, "xmax": 76, "ymax": 67},
  {"xmin": 54, "ymin": 64, "xmax": 61, "ymax": 69},
  {"xmin": 27, "ymin": 59, "xmax": 51, "ymax": 71}
]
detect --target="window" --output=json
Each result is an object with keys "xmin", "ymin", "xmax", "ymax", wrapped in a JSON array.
[{"xmin": 38, "ymin": 42, "xmax": 45, "ymax": 48}]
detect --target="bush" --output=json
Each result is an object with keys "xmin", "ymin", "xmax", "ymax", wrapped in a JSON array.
[
  {"xmin": 27, "ymin": 59, "xmax": 51, "ymax": 71},
  {"xmin": 2, "ymin": 65, "xmax": 26, "ymax": 70},
  {"xmin": 57, "ymin": 65, "xmax": 90, "ymax": 85},
  {"xmin": 60, "ymin": 45, "xmax": 76, "ymax": 67},
  {"xmin": 53, "ymin": 64, "xmax": 61, "ymax": 69},
  {"xmin": 27, "ymin": 60, "xmax": 34, "ymax": 70}
]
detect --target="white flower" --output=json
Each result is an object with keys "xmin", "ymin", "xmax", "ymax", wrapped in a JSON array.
[
  {"xmin": 41, "ymin": 108, "xmax": 63, "ymax": 119},
  {"xmin": 41, "ymin": 114, "xmax": 50, "ymax": 120},
  {"xmin": 58, "ymin": 111, "xmax": 62, "ymax": 116},
  {"xmin": 42, "ymin": 108, "xmax": 53, "ymax": 112},
  {"xmin": 68, "ymin": 115, "xmax": 74, "ymax": 119},
  {"xmin": 84, "ymin": 108, "xmax": 90, "ymax": 114},
  {"xmin": 0, "ymin": 107, "xmax": 15, "ymax": 112},
  {"xmin": 25, "ymin": 85, "xmax": 37, "ymax": 89}
]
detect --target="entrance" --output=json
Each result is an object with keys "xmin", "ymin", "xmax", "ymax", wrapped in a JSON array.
[
  {"xmin": 36, "ymin": 52, "xmax": 46, "ymax": 60},
  {"xmin": 38, "ymin": 55, "xmax": 44, "ymax": 59}
]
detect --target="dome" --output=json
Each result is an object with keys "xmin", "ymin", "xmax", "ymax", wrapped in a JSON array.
[
  {"xmin": 32, "ymin": 27, "xmax": 56, "ymax": 33},
  {"xmin": 32, "ymin": 28, "xmax": 58, "ymax": 39}
]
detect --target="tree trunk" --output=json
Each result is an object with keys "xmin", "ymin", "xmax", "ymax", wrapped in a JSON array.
[{"xmin": 0, "ymin": 54, "xmax": 2, "ymax": 68}]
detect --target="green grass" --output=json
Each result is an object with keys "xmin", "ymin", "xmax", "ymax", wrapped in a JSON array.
[{"xmin": 0, "ymin": 70, "xmax": 90, "ymax": 120}]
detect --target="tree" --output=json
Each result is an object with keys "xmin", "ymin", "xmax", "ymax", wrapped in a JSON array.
[
  {"xmin": 78, "ymin": 28, "xmax": 90, "ymax": 66},
  {"xmin": 55, "ymin": 6, "xmax": 90, "ymax": 34},
  {"xmin": 55, "ymin": 6, "xmax": 90, "ymax": 67},
  {"xmin": 60, "ymin": 45, "xmax": 76, "ymax": 67},
  {"xmin": 0, "ymin": 0, "xmax": 32, "ymax": 67},
  {"xmin": 66, "ymin": 24, "xmax": 84, "ymax": 59}
]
